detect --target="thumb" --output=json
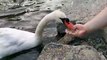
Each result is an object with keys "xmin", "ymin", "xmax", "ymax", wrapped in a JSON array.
[{"xmin": 72, "ymin": 24, "xmax": 81, "ymax": 32}]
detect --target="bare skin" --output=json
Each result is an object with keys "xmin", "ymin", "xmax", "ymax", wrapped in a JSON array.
[{"xmin": 66, "ymin": 7, "xmax": 107, "ymax": 37}]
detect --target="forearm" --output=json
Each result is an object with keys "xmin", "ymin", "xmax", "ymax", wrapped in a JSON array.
[{"xmin": 84, "ymin": 7, "xmax": 107, "ymax": 32}]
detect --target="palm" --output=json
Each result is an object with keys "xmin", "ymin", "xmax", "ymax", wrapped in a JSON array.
[
  {"xmin": 66, "ymin": 24, "xmax": 87, "ymax": 37},
  {"xmin": 74, "ymin": 24, "xmax": 86, "ymax": 37}
]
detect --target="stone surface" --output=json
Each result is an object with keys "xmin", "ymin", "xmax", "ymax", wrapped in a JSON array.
[
  {"xmin": 62, "ymin": 0, "xmax": 107, "ymax": 23},
  {"xmin": 37, "ymin": 43, "xmax": 106, "ymax": 60},
  {"xmin": 57, "ymin": 34, "xmax": 74, "ymax": 44},
  {"xmin": 0, "ymin": 0, "xmax": 107, "ymax": 60},
  {"xmin": 103, "ymin": 28, "xmax": 107, "ymax": 43}
]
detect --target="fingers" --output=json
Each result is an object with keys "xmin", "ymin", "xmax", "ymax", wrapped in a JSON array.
[
  {"xmin": 72, "ymin": 29, "xmax": 86, "ymax": 37},
  {"xmin": 65, "ymin": 29, "xmax": 72, "ymax": 34},
  {"xmin": 65, "ymin": 24, "xmax": 86, "ymax": 37},
  {"xmin": 71, "ymin": 29, "xmax": 80, "ymax": 37},
  {"xmin": 65, "ymin": 29, "xmax": 78, "ymax": 36}
]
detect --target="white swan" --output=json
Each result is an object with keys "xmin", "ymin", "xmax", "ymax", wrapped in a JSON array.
[{"xmin": 0, "ymin": 10, "xmax": 67, "ymax": 58}]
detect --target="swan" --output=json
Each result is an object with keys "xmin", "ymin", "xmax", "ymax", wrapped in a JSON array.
[{"xmin": 0, "ymin": 10, "xmax": 67, "ymax": 58}]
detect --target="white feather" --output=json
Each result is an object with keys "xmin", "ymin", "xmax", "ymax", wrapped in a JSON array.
[{"xmin": 0, "ymin": 28, "xmax": 39, "ymax": 58}]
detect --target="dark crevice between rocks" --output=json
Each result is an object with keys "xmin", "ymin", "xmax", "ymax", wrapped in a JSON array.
[
  {"xmin": 0, "ymin": 44, "xmax": 44, "ymax": 60},
  {"xmin": 0, "ymin": 7, "xmax": 26, "ymax": 18}
]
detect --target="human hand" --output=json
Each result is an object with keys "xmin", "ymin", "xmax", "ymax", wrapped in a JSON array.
[{"xmin": 65, "ymin": 24, "xmax": 87, "ymax": 37}]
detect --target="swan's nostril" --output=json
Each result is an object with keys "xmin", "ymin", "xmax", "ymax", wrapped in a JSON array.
[
  {"xmin": 47, "ymin": 8, "xmax": 50, "ymax": 10},
  {"xmin": 62, "ymin": 4, "xmax": 64, "ymax": 6}
]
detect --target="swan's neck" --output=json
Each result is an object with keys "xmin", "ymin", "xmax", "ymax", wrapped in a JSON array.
[{"xmin": 35, "ymin": 14, "xmax": 54, "ymax": 39}]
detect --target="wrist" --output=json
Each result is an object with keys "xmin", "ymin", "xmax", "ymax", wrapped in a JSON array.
[{"xmin": 83, "ymin": 24, "xmax": 92, "ymax": 34}]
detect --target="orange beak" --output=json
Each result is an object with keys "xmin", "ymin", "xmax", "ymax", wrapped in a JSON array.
[
  {"xmin": 60, "ymin": 18, "xmax": 74, "ymax": 30},
  {"xmin": 64, "ymin": 20, "xmax": 74, "ymax": 30}
]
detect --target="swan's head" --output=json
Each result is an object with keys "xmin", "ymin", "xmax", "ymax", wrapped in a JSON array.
[
  {"xmin": 50, "ymin": 10, "xmax": 67, "ymax": 19},
  {"xmin": 50, "ymin": 10, "xmax": 74, "ymax": 30}
]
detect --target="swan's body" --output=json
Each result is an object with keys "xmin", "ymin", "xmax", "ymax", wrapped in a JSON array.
[
  {"xmin": 0, "ymin": 10, "xmax": 66, "ymax": 58},
  {"xmin": 0, "ymin": 28, "xmax": 39, "ymax": 58}
]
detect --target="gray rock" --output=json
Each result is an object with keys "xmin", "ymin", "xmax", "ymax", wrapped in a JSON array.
[
  {"xmin": 103, "ymin": 28, "xmax": 107, "ymax": 43},
  {"xmin": 37, "ymin": 43, "xmax": 106, "ymax": 60},
  {"xmin": 61, "ymin": 0, "xmax": 107, "ymax": 22},
  {"xmin": 57, "ymin": 34, "xmax": 75, "ymax": 44},
  {"xmin": 0, "ymin": 0, "xmax": 107, "ymax": 60},
  {"xmin": 0, "ymin": 7, "xmax": 26, "ymax": 17}
]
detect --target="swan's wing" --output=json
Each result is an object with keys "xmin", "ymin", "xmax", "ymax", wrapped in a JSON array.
[
  {"xmin": 0, "ymin": 28, "xmax": 35, "ymax": 48},
  {"xmin": 0, "ymin": 28, "xmax": 39, "ymax": 58}
]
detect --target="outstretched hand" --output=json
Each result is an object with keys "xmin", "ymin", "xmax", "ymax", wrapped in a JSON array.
[{"xmin": 65, "ymin": 24, "xmax": 87, "ymax": 37}]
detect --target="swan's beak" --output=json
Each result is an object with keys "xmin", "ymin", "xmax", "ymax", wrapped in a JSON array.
[{"xmin": 60, "ymin": 18, "xmax": 74, "ymax": 30}]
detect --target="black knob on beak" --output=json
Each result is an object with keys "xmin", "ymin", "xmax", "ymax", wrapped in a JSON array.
[{"xmin": 60, "ymin": 18, "xmax": 70, "ymax": 23}]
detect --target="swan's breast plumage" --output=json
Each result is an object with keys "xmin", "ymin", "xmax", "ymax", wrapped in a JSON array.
[{"xmin": 0, "ymin": 28, "xmax": 39, "ymax": 58}]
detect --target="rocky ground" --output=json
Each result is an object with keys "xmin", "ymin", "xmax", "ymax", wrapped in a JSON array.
[
  {"xmin": 0, "ymin": 0, "xmax": 107, "ymax": 60},
  {"xmin": 37, "ymin": 43, "xmax": 106, "ymax": 60}
]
